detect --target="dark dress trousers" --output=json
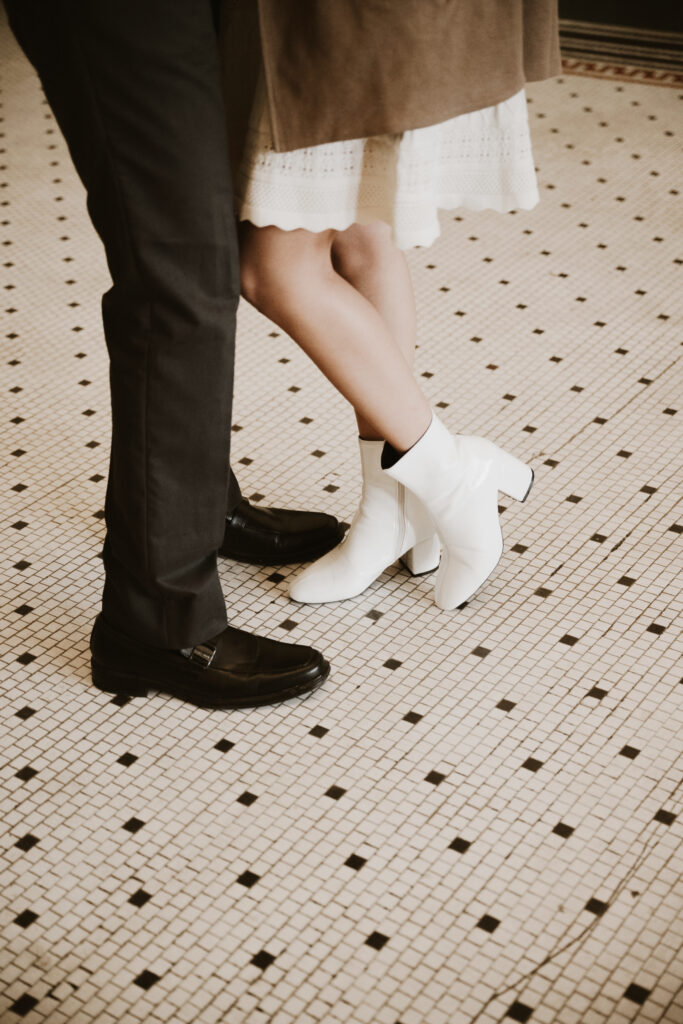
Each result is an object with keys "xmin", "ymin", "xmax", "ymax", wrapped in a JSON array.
[{"xmin": 6, "ymin": 0, "xmax": 243, "ymax": 649}]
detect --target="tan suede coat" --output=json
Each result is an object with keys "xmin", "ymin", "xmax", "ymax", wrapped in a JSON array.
[{"xmin": 220, "ymin": 0, "xmax": 561, "ymax": 165}]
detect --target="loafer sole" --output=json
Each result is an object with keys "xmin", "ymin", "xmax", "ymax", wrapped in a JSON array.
[{"xmin": 91, "ymin": 658, "xmax": 330, "ymax": 709}]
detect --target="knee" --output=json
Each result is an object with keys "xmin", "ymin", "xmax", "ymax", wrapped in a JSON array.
[
  {"xmin": 239, "ymin": 250, "xmax": 264, "ymax": 310},
  {"xmin": 331, "ymin": 221, "xmax": 393, "ymax": 282},
  {"xmin": 239, "ymin": 224, "xmax": 334, "ymax": 313},
  {"xmin": 239, "ymin": 228, "xmax": 270, "ymax": 310}
]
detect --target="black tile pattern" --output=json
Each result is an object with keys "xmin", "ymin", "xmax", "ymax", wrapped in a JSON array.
[{"xmin": 1, "ymin": 37, "xmax": 680, "ymax": 1024}]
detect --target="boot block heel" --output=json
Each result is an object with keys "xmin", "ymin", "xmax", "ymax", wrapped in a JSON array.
[
  {"xmin": 399, "ymin": 535, "xmax": 441, "ymax": 576},
  {"xmin": 91, "ymin": 661, "xmax": 149, "ymax": 698},
  {"xmin": 494, "ymin": 448, "xmax": 534, "ymax": 502}
]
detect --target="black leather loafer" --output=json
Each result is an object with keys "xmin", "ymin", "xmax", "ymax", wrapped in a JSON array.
[
  {"xmin": 219, "ymin": 498, "xmax": 345, "ymax": 565},
  {"xmin": 90, "ymin": 614, "xmax": 330, "ymax": 709}
]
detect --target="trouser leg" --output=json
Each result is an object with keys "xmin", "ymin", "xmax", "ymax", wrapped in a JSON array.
[
  {"xmin": 226, "ymin": 468, "xmax": 243, "ymax": 514},
  {"xmin": 6, "ymin": 0, "xmax": 240, "ymax": 648}
]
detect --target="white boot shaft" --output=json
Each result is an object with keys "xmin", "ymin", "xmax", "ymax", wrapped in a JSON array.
[
  {"xmin": 289, "ymin": 439, "xmax": 440, "ymax": 604},
  {"xmin": 383, "ymin": 415, "xmax": 533, "ymax": 610}
]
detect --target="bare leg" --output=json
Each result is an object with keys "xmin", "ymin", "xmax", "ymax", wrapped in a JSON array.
[
  {"xmin": 239, "ymin": 222, "xmax": 431, "ymax": 452},
  {"xmin": 331, "ymin": 222, "xmax": 417, "ymax": 440}
]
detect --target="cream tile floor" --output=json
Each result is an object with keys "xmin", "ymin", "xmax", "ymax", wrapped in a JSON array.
[{"xmin": 1, "ymin": 14, "xmax": 682, "ymax": 1024}]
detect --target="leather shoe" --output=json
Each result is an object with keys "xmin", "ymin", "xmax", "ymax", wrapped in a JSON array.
[
  {"xmin": 219, "ymin": 498, "xmax": 345, "ymax": 565},
  {"xmin": 90, "ymin": 614, "xmax": 330, "ymax": 709}
]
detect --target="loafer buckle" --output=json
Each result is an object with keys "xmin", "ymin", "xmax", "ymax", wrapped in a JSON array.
[{"xmin": 183, "ymin": 641, "xmax": 216, "ymax": 668}]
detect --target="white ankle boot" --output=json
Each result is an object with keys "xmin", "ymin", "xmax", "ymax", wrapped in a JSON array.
[
  {"xmin": 383, "ymin": 414, "xmax": 534, "ymax": 610},
  {"xmin": 288, "ymin": 438, "xmax": 441, "ymax": 603}
]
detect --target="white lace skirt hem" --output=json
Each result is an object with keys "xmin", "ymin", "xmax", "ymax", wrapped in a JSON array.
[{"xmin": 235, "ymin": 82, "xmax": 539, "ymax": 250}]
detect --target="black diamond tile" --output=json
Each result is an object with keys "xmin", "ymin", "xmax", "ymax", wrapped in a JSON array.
[
  {"xmin": 344, "ymin": 854, "xmax": 367, "ymax": 870},
  {"xmin": 403, "ymin": 711, "xmax": 423, "ymax": 724},
  {"xmin": 14, "ymin": 560, "xmax": 31, "ymax": 571},
  {"xmin": 214, "ymin": 739, "xmax": 234, "ymax": 753},
  {"xmin": 616, "ymin": 449, "xmax": 631, "ymax": 458},
  {"xmin": 251, "ymin": 950, "xmax": 275, "ymax": 970},
  {"xmin": 425, "ymin": 770, "xmax": 446, "ymax": 786},
  {"xmin": 653, "ymin": 809, "xmax": 676, "ymax": 826},
  {"xmin": 584, "ymin": 895, "xmax": 610, "ymax": 918},
  {"xmin": 365, "ymin": 931, "xmax": 389, "ymax": 950},
  {"xmin": 15, "ymin": 765, "xmax": 37, "ymax": 782},
  {"xmin": 134, "ymin": 970, "xmax": 161, "ymax": 990},
  {"xmin": 566, "ymin": 494, "xmax": 582, "ymax": 503},
  {"xmin": 552, "ymin": 822, "xmax": 574, "ymax": 839},
  {"xmin": 534, "ymin": 587, "xmax": 552, "ymax": 598},
  {"xmin": 543, "ymin": 458, "xmax": 558, "ymax": 467},
  {"xmin": 237, "ymin": 792, "xmax": 258, "ymax": 806},
  {"xmin": 587, "ymin": 686, "xmax": 608, "ymax": 699},
  {"xmin": 237, "ymin": 871, "xmax": 260, "ymax": 888},
  {"xmin": 14, "ymin": 909, "xmax": 38, "ymax": 928},
  {"xmin": 506, "ymin": 1001, "xmax": 533, "ymax": 1023},
  {"xmin": 110, "ymin": 694, "xmax": 132, "ymax": 707},
  {"xmin": 640, "ymin": 485, "xmax": 657, "ymax": 495},
  {"xmin": 309, "ymin": 725, "xmax": 328, "ymax": 738},
  {"xmin": 476, "ymin": 914, "xmax": 500, "ymax": 933},
  {"xmin": 472, "ymin": 646, "xmax": 491, "ymax": 658},
  {"xmin": 590, "ymin": 533, "xmax": 607, "ymax": 543},
  {"xmin": 522, "ymin": 757, "xmax": 543, "ymax": 772},
  {"xmin": 15, "ymin": 833, "xmax": 40, "ymax": 851},
  {"xmin": 129, "ymin": 889, "xmax": 152, "ymax": 907},
  {"xmin": 366, "ymin": 609, "xmax": 384, "ymax": 621},
  {"xmin": 619, "ymin": 745, "xmax": 640, "ymax": 760},
  {"xmin": 449, "ymin": 837, "xmax": 471, "ymax": 853},
  {"xmin": 647, "ymin": 623, "xmax": 665, "ymax": 635},
  {"xmin": 12, "ymin": 520, "xmax": 28, "ymax": 530},
  {"xmin": 266, "ymin": 572, "xmax": 285, "ymax": 583},
  {"xmin": 311, "ymin": 449, "xmax": 325, "ymax": 458},
  {"xmin": 624, "ymin": 983, "xmax": 650, "ymax": 1006},
  {"xmin": 116, "ymin": 752, "xmax": 137, "ymax": 767},
  {"xmin": 496, "ymin": 699, "xmax": 516, "ymax": 712},
  {"xmin": 383, "ymin": 658, "xmax": 402, "ymax": 670},
  {"xmin": 9, "ymin": 994, "xmax": 39, "ymax": 1017},
  {"xmin": 325, "ymin": 785, "xmax": 346, "ymax": 800},
  {"xmin": 617, "ymin": 576, "xmax": 636, "ymax": 586},
  {"xmin": 279, "ymin": 618, "xmax": 298, "ymax": 631},
  {"xmin": 15, "ymin": 706, "xmax": 36, "ymax": 720},
  {"xmin": 559, "ymin": 634, "xmax": 578, "ymax": 646},
  {"xmin": 122, "ymin": 817, "xmax": 145, "ymax": 833}
]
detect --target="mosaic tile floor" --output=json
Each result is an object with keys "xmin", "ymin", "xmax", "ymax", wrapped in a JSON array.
[{"xmin": 1, "ymin": 13, "xmax": 682, "ymax": 1024}]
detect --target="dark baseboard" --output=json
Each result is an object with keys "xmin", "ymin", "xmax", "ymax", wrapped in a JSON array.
[{"xmin": 560, "ymin": 19, "xmax": 683, "ymax": 76}]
